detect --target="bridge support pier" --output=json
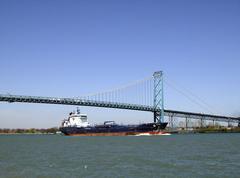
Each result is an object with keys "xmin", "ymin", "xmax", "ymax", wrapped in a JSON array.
[
  {"xmin": 228, "ymin": 119, "xmax": 231, "ymax": 127},
  {"xmin": 168, "ymin": 113, "xmax": 175, "ymax": 129},
  {"xmin": 200, "ymin": 118, "xmax": 203, "ymax": 128},
  {"xmin": 185, "ymin": 117, "xmax": 189, "ymax": 130}
]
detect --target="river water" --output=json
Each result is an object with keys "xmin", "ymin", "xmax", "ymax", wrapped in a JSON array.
[{"xmin": 0, "ymin": 133, "xmax": 240, "ymax": 178}]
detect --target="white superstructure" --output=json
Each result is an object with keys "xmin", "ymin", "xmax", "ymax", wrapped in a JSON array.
[{"xmin": 62, "ymin": 108, "xmax": 90, "ymax": 127}]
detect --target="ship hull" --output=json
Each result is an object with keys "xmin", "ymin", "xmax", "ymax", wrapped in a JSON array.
[{"xmin": 60, "ymin": 122, "xmax": 168, "ymax": 136}]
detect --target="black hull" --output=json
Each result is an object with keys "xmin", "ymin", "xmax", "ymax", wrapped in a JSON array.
[{"xmin": 60, "ymin": 122, "xmax": 168, "ymax": 136}]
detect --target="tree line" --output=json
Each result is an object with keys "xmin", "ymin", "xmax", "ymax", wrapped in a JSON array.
[{"xmin": 0, "ymin": 127, "xmax": 59, "ymax": 134}]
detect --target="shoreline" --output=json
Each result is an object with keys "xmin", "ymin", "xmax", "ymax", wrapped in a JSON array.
[
  {"xmin": 1, "ymin": 127, "xmax": 240, "ymax": 135},
  {"xmin": 1, "ymin": 130, "xmax": 240, "ymax": 135},
  {"xmin": 0, "ymin": 132, "xmax": 57, "ymax": 135},
  {"xmin": 167, "ymin": 127, "xmax": 240, "ymax": 134}
]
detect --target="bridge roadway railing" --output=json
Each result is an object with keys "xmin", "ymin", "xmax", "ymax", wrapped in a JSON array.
[{"xmin": 0, "ymin": 94, "xmax": 239, "ymax": 123}]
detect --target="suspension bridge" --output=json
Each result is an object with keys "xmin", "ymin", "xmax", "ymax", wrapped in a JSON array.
[{"xmin": 0, "ymin": 71, "xmax": 239, "ymax": 126}]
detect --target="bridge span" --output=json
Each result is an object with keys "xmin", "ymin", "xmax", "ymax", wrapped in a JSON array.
[
  {"xmin": 0, "ymin": 71, "xmax": 239, "ymax": 125},
  {"xmin": 0, "ymin": 94, "xmax": 239, "ymax": 123}
]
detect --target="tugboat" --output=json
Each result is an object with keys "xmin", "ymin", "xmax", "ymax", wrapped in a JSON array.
[{"xmin": 59, "ymin": 108, "xmax": 168, "ymax": 136}]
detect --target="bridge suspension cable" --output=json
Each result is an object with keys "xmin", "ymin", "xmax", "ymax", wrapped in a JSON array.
[
  {"xmin": 76, "ymin": 76, "xmax": 154, "ymax": 106},
  {"xmin": 164, "ymin": 75, "xmax": 222, "ymax": 115}
]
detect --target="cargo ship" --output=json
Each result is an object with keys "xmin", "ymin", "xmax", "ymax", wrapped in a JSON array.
[{"xmin": 59, "ymin": 108, "xmax": 168, "ymax": 136}]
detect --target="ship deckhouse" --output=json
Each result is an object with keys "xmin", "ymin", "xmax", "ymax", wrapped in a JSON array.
[{"xmin": 62, "ymin": 108, "xmax": 90, "ymax": 127}]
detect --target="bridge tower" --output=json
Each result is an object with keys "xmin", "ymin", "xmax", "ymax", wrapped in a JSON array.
[{"xmin": 153, "ymin": 71, "xmax": 164, "ymax": 123}]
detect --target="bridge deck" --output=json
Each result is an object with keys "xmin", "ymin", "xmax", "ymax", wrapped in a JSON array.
[{"xmin": 0, "ymin": 94, "xmax": 239, "ymax": 122}]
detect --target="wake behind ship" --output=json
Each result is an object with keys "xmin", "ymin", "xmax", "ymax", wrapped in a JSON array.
[{"xmin": 59, "ymin": 108, "xmax": 168, "ymax": 136}]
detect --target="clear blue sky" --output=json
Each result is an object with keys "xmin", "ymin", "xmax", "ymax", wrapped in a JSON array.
[{"xmin": 0, "ymin": 0, "xmax": 239, "ymax": 128}]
